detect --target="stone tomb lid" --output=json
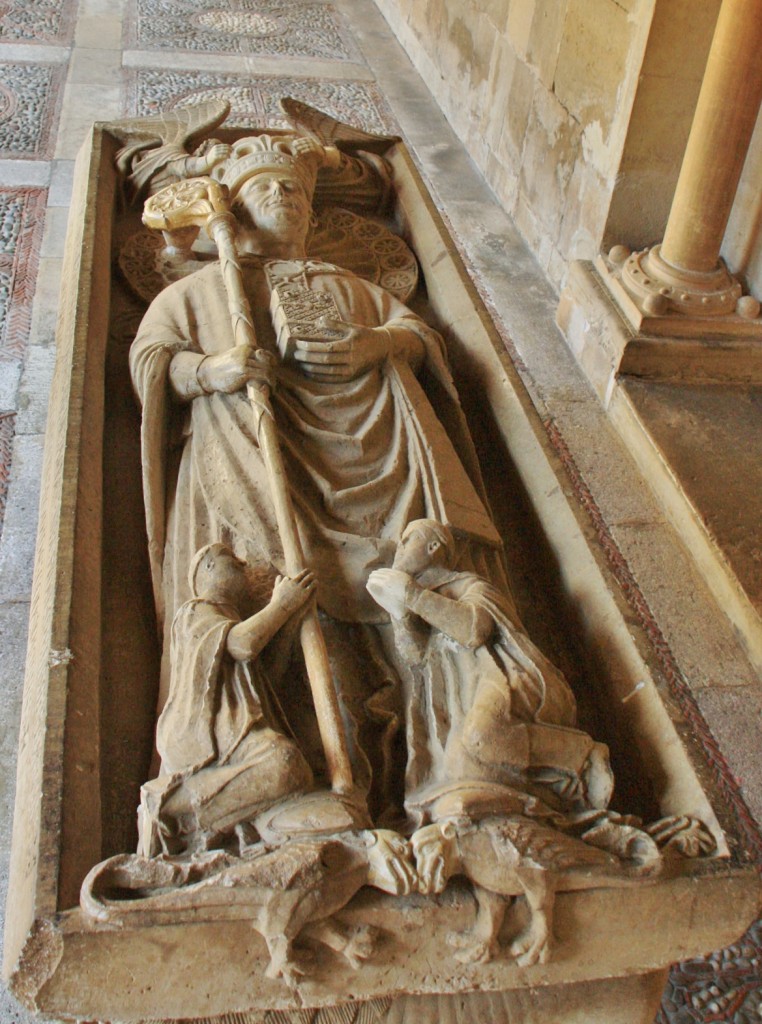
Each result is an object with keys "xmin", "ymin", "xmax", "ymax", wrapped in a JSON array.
[{"xmin": 3, "ymin": 119, "xmax": 760, "ymax": 1022}]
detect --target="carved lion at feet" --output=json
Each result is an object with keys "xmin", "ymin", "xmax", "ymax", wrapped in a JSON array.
[
  {"xmin": 410, "ymin": 813, "xmax": 662, "ymax": 968},
  {"xmin": 81, "ymin": 828, "xmax": 415, "ymax": 987}
]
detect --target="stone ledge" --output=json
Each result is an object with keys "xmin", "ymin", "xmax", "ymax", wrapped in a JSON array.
[{"xmin": 6, "ymin": 871, "xmax": 758, "ymax": 1020}]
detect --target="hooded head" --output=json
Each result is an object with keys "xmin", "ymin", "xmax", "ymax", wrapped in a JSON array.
[{"xmin": 393, "ymin": 519, "xmax": 456, "ymax": 575}]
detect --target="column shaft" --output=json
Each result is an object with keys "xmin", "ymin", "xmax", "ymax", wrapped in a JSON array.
[{"xmin": 661, "ymin": 0, "xmax": 762, "ymax": 273}]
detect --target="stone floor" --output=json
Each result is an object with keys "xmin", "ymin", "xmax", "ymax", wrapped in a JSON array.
[
  {"xmin": 0, "ymin": 0, "xmax": 760, "ymax": 1021},
  {"xmin": 623, "ymin": 379, "xmax": 762, "ymax": 618}
]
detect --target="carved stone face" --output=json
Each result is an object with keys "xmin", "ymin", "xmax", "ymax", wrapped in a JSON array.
[
  {"xmin": 235, "ymin": 171, "xmax": 312, "ymax": 242},
  {"xmin": 196, "ymin": 547, "xmax": 249, "ymax": 606},
  {"xmin": 393, "ymin": 528, "xmax": 445, "ymax": 575}
]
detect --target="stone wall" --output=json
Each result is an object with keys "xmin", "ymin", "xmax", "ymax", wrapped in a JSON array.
[
  {"xmin": 604, "ymin": 0, "xmax": 721, "ymax": 254},
  {"xmin": 372, "ymin": 0, "xmax": 656, "ymax": 285},
  {"xmin": 372, "ymin": 0, "xmax": 749, "ymax": 292}
]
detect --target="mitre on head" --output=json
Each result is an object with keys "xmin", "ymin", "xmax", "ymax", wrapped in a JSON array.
[{"xmin": 210, "ymin": 133, "xmax": 322, "ymax": 201}]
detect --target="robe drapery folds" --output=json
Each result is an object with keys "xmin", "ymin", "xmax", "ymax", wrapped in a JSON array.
[
  {"xmin": 402, "ymin": 571, "xmax": 578, "ymax": 799},
  {"xmin": 141, "ymin": 597, "xmax": 312, "ymax": 854},
  {"xmin": 130, "ymin": 259, "xmax": 503, "ymax": 686}
]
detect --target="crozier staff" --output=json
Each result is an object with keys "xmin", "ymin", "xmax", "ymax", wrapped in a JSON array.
[{"xmin": 143, "ymin": 168, "xmax": 355, "ymax": 794}]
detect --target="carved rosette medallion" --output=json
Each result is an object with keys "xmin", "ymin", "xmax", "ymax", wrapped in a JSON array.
[{"xmin": 310, "ymin": 208, "xmax": 418, "ymax": 302}]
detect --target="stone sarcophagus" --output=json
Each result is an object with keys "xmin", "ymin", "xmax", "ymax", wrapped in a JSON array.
[{"xmin": 4, "ymin": 101, "xmax": 760, "ymax": 1024}]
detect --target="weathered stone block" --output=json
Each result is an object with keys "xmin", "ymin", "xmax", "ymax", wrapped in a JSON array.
[
  {"xmin": 477, "ymin": 0, "xmax": 510, "ymax": 33},
  {"xmin": 496, "ymin": 52, "xmax": 535, "ymax": 171},
  {"xmin": 558, "ymin": 160, "xmax": 609, "ymax": 263},
  {"xmin": 482, "ymin": 33, "xmax": 518, "ymax": 153},
  {"xmin": 506, "ymin": 0, "xmax": 535, "ymax": 60},
  {"xmin": 554, "ymin": 0, "xmax": 634, "ymax": 134},
  {"xmin": 519, "ymin": 82, "xmax": 582, "ymax": 241},
  {"xmin": 526, "ymin": 0, "xmax": 568, "ymax": 88}
]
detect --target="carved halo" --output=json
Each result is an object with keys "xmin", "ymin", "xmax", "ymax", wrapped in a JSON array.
[{"xmin": 118, "ymin": 205, "xmax": 419, "ymax": 305}]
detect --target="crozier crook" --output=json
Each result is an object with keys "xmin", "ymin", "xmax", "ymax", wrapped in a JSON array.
[{"xmin": 143, "ymin": 175, "xmax": 354, "ymax": 794}]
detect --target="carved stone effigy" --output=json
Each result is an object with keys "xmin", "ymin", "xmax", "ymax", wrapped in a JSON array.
[{"xmin": 3, "ymin": 99, "xmax": 761, "ymax": 1024}]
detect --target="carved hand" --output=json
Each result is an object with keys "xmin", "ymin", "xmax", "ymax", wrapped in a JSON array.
[
  {"xmin": 292, "ymin": 319, "xmax": 392, "ymax": 382},
  {"xmin": 201, "ymin": 142, "xmax": 232, "ymax": 170},
  {"xmin": 290, "ymin": 136, "xmax": 342, "ymax": 170},
  {"xmin": 227, "ymin": 570, "xmax": 315, "ymax": 662},
  {"xmin": 271, "ymin": 569, "xmax": 317, "ymax": 615},
  {"xmin": 366, "ymin": 568, "xmax": 414, "ymax": 619},
  {"xmin": 291, "ymin": 136, "xmax": 324, "ymax": 159},
  {"xmin": 197, "ymin": 345, "xmax": 276, "ymax": 394},
  {"xmin": 183, "ymin": 143, "xmax": 232, "ymax": 177}
]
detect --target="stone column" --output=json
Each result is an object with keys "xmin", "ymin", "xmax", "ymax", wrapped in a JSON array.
[{"xmin": 616, "ymin": 0, "xmax": 762, "ymax": 318}]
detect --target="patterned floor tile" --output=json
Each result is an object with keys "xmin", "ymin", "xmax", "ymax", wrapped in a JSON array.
[
  {"xmin": 129, "ymin": 68, "xmax": 398, "ymax": 134},
  {"xmin": 0, "ymin": 0, "xmax": 77, "ymax": 45},
  {"xmin": 127, "ymin": 0, "xmax": 363, "ymax": 62},
  {"xmin": 0, "ymin": 188, "xmax": 46, "ymax": 361},
  {"xmin": 0, "ymin": 187, "xmax": 45, "ymax": 541},
  {"xmin": 0, "ymin": 62, "xmax": 66, "ymax": 160},
  {"xmin": 658, "ymin": 920, "xmax": 762, "ymax": 1024}
]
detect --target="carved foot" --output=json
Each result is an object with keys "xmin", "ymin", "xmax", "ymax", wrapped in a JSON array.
[
  {"xmin": 646, "ymin": 815, "xmax": 716, "ymax": 857},
  {"xmin": 447, "ymin": 930, "xmax": 497, "ymax": 965},
  {"xmin": 508, "ymin": 918, "xmax": 551, "ymax": 967},
  {"xmin": 264, "ymin": 935, "xmax": 312, "ymax": 988},
  {"xmin": 342, "ymin": 923, "xmax": 379, "ymax": 969},
  {"xmin": 301, "ymin": 918, "xmax": 379, "ymax": 970}
]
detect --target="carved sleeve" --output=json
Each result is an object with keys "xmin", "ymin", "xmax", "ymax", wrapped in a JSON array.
[
  {"xmin": 168, "ymin": 350, "xmax": 208, "ymax": 400},
  {"xmin": 383, "ymin": 323, "xmax": 425, "ymax": 370},
  {"xmin": 391, "ymin": 612, "xmax": 429, "ymax": 664},
  {"xmin": 227, "ymin": 602, "xmax": 295, "ymax": 662},
  {"xmin": 405, "ymin": 586, "xmax": 494, "ymax": 649}
]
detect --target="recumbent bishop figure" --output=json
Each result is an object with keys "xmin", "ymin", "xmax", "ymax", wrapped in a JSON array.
[{"xmin": 130, "ymin": 131, "xmax": 607, "ymax": 845}]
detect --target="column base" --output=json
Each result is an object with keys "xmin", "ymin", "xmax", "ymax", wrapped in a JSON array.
[
  {"xmin": 557, "ymin": 260, "xmax": 762, "ymax": 405},
  {"xmin": 597, "ymin": 247, "xmax": 761, "ymax": 337},
  {"xmin": 618, "ymin": 244, "xmax": 743, "ymax": 318}
]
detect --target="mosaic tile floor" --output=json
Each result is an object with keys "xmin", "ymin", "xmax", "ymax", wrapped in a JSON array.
[
  {"xmin": 0, "ymin": 189, "xmax": 46, "ymax": 357},
  {"xmin": 128, "ymin": 0, "xmax": 363, "ymax": 61},
  {"xmin": 657, "ymin": 920, "xmax": 762, "ymax": 1024},
  {"xmin": 0, "ymin": 186, "xmax": 45, "ymax": 537},
  {"xmin": 0, "ymin": 0, "xmax": 76, "ymax": 45},
  {"xmin": 128, "ymin": 68, "xmax": 395, "ymax": 132},
  {"xmin": 0, "ymin": 62, "xmax": 65, "ymax": 159},
  {"xmin": 0, "ymin": 0, "xmax": 759, "ymax": 1020}
]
